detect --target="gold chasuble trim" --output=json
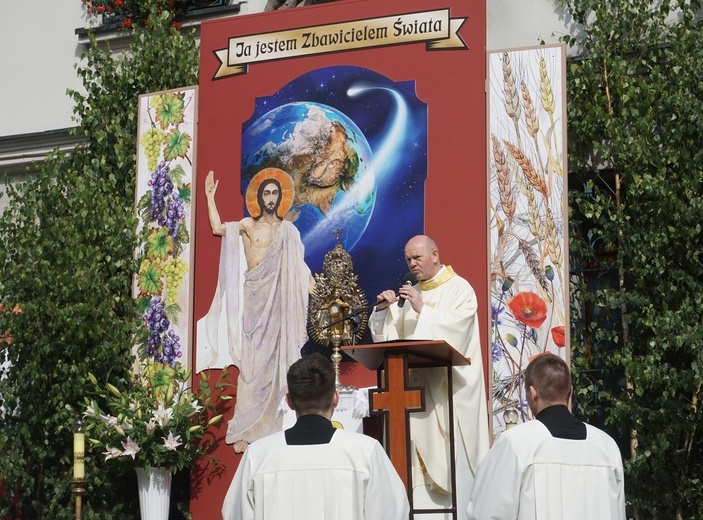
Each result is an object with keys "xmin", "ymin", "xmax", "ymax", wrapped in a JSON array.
[
  {"xmin": 418, "ymin": 265, "xmax": 456, "ymax": 291},
  {"xmin": 213, "ymin": 9, "xmax": 467, "ymax": 79}
]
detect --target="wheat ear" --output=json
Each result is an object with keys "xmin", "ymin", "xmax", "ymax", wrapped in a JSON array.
[
  {"xmin": 492, "ymin": 135, "xmax": 516, "ymax": 226},
  {"xmin": 504, "ymin": 141, "xmax": 549, "ymax": 199},
  {"xmin": 502, "ymin": 53, "xmax": 523, "ymax": 145},
  {"xmin": 521, "ymin": 80, "xmax": 539, "ymax": 138}
]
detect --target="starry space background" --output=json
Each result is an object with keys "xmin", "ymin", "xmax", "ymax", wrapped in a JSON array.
[{"xmin": 242, "ymin": 65, "xmax": 428, "ymax": 311}]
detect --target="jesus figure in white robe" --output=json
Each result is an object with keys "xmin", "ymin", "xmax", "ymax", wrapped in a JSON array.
[{"xmin": 197, "ymin": 169, "xmax": 311, "ymax": 452}]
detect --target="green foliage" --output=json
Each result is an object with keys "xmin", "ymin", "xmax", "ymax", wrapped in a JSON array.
[
  {"xmin": 0, "ymin": 10, "xmax": 198, "ymax": 519},
  {"xmin": 560, "ymin": 0, "xmax": 703, "ymax": 516}
]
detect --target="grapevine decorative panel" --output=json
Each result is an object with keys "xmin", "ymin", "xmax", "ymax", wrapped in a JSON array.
[{"xmin": 133, "ymin": 87, "xmax": 197, "ymax": 369}]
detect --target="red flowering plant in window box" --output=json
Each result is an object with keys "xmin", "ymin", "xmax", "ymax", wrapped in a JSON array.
[{"xmin": 82, "ymin": 0, "xmax": 192, "ymax": 28}]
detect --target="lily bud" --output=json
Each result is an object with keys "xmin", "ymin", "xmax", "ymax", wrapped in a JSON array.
[
  {"xmin": 208, "ymin": 414, "xmax": 223, "ymax": 426},
  {"xmin": 107, "ymin": 383, "xmax": 122, "ymax": 398}
]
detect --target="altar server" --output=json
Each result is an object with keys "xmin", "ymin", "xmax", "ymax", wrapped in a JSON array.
[
  {"xmin": 222, "ymin": 353, "xmax": 409, "ymax": 520},
  {"xmin": 467, "ymin": 353, "xmax": 626, "ymax": 520}
]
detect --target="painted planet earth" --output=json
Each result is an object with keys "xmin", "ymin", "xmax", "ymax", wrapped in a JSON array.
[{"xmin": 241, "ymin": 101, "xmax": 375, "ymax": 261}]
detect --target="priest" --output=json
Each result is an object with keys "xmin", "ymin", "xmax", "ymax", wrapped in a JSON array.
[
  {"xmin": 221, "ymin": 353, "xmax": 410, "ymax": 520},
  {"xmin": 466, "ymin": 353, "xmax": 626, "ymax": 519},
  {"xmin": 370, "ymin": 234, "xmax": 490, "ymax": 516}
]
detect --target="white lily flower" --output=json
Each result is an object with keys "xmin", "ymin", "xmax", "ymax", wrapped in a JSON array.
[
  {"xmin": 186, "ymin": 398, "xmax": 204, "ymax": 417},
  {"xmin": 83, "ymin": 402, "xmax": 98, "ymax": 418},
  {"xmin": 120, "ymin": 437, "xmax": 141, "ymax": 460},
  {"xmin": 103, "ymin": 446, "xmax": 122, "ymax": 461},
  {"xmin": 162, "ymin": 432, "xmax": 182, "ymax": 451},
  {"xmin": 99, "ymin": 414, "xmax": 118, "ymax": 427},
  {"xmin": 152, "ymin": 403, "xmax": 174, "ymax": 428}
]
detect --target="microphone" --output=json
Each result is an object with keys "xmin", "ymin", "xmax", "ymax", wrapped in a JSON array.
[{"xmin": 397, "ymin": 272, "xmax": 417, "ymax": 308}]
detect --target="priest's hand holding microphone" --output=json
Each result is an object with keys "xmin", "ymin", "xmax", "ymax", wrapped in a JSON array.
[{"xmin": 375, "ymin": 272, "xmax": 420, "ymax": 312}]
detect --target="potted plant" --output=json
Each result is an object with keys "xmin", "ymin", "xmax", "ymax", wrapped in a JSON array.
[{"xmin": 82, "ymin": 359, "xmax": 229, "ymax": 519}]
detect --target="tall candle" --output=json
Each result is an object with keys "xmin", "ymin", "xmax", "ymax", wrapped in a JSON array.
[{"xmin": 73, "ymin": 420, "xmax": 86, "ymax": 480}]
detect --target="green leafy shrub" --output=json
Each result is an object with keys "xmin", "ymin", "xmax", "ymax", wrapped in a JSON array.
[
  {"xmin": 560, "ymin": 0, "xmax": 703, "ymax": 517},
  {"xmin": 0, "ymin": 9, "xmax": 198, "ymax": 519}
]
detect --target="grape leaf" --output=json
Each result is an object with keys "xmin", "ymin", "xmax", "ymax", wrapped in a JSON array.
[
  {"xmin": 138, "ymin": 259, "xmax": 163, "ymax": 296},
  {"xmin": 146, "ymin": 228, "xmax": 173, "ymax": 260},
  {"xmin": 156, "ymin": 93, "xmax": 185, "ymax": 129},
  {"xmin": 178, "ymin": 183, "xmax": 191, "ymax": 204},
  {"xmin": 170, "ymin": 164, "xmax": 186, "ymax": 187},
  {"xmin": 164, "ymin": 130, "xmax": 191, "ymax": 161}
]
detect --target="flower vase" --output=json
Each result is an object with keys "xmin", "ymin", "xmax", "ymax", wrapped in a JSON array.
[{"xmin": 135, "ymin": 467, "xmax": 172, "ymax": 520}]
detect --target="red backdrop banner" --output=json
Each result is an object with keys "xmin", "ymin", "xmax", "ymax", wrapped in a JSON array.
[{"xmin": 192, "ymin": 0, "xmax": 487, "ymax": 516}]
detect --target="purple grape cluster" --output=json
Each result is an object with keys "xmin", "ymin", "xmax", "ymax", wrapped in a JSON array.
[
  {"xmin": 163, "ymin": 196, "xmax": 185, "ymax": 238},
  {"xmin": 144, "ymin": 296, "xmax": 169, "ymax": 358},
  {"xmin": 143, "ymin": 296, "xmax": 182, "ymax": 367},
  {"xmin": 147, "ymin": 161, "xmax": 186, "ymax": 238},
  {"xmin": 147, "ymin": 162, "xmax": 174, "ymax": 222},
  {"xmin": 161, "ymin": 330, "xmax": 183, "ymax": 367}
]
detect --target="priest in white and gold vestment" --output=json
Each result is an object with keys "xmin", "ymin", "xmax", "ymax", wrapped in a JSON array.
[{"xmin": 370, "ymin": 234, "xmax": 490, "ymax": 517}]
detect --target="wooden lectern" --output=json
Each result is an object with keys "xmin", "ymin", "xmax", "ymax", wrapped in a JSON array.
[{"xmin": 341, "ymin": 340, "xmax": 470, "ymax": 519}]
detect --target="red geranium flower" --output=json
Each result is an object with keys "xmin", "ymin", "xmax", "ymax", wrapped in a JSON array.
[
  {"xmin": 506, "ymin": 291, "xmax": 548, "ymax": 328},
  {"xmin": 551, "ymin": 326, "xmax": 566, "ymax": 347},
  {"xmin": 0, "ymin": 303, "xmax": 21, "ymax": 344}
]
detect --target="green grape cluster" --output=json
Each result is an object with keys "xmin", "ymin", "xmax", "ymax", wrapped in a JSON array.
[
  {"xmin": 163, "ymin": 257, "xmax": 188, "ymax": 304},
  {"xmin": 149, "ymin": 94, "xmax": 165, "ymax": 114},
  {"xmin": 140, "ymin": 127, "xmax": 166, "ymax": 171}
]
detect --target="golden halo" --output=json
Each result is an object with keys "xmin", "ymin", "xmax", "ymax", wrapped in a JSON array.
[{"xmin": 245, "ymin": 167, "xmax": 295, "ymax": 219}]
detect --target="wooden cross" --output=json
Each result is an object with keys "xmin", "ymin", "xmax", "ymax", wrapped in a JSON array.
[{"xmin": 369, "ymin": 353, "xmax": 425, "ymax": 490}]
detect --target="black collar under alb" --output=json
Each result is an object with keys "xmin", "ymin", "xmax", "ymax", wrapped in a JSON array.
[
  {"xmin": 536, "ymin": 405, "xmax": 587, "ymax": 440},
  {"xmin": 284, "ymin": 413, "xmax": 337, "ymax": 445}
]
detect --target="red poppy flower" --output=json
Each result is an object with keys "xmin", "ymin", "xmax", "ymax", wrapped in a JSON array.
[
  {"xmin": 551, "ymin": 326, "xmax": 566, "ymax": 347},
  {"xmin": 506, "ymin": 291, "xmax": 548, "ymax": 328}
]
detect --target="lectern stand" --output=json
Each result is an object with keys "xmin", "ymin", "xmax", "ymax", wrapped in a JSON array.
[{"xmin": 341, "ymin": 340, "xmax": 470, "ymax": 520}]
